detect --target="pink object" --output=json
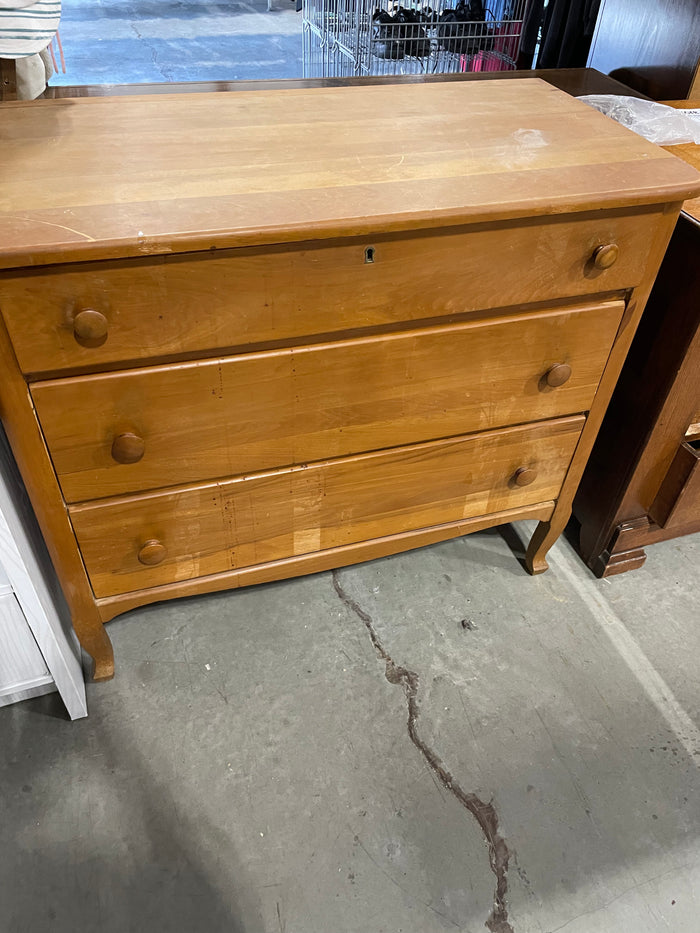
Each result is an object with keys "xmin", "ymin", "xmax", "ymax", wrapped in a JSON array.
[
  {"xmin": 56, "ymin": 29, "xmax": 65, "ymax": 73},
  {"xmin": 48, "ymin": 36, "xmax": 57, "ymax": 72},
  {"xmin": 469, "ymin": 49, "xmax": 516, "ymax": 72},
  {"xmin": 493, "ymin": 20, "xmax": 522, "ymax": 60}
]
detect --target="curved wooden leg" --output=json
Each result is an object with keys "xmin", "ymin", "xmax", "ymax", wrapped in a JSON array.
[
  {"xmin": 73, "ymin": 615, "xmax": 115, "ymax": 681},
  {"xmin": 525, "ymin": 510, "xmax": 571, "ymax": 575}
]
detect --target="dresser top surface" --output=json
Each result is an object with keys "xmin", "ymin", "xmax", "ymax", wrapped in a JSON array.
[{"xmin": 1, "ymin": 78, "xmax": 699, "ymax": 268}]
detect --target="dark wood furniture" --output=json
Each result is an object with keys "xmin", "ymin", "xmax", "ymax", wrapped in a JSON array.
[
  {"xmin": 588, "ymin": 0, "xmax": 700, "ymax": 100},
  {"xmin": 575, "ymin": 102, "xmax": 700, "ymax": 575}
]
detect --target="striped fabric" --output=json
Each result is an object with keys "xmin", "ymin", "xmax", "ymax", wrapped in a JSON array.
[{"xmin": 0, "ymin": 0, "xmax": 61, "ymax": 57}]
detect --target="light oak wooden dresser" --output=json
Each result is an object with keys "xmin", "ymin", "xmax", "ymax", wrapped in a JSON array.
[{"xmin": 1, "ymin": 79, "xmax": 698, "ymax": 679}]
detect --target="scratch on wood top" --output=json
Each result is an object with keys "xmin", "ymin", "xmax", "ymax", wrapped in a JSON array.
[{"xmin": 8, "ymin": 217, "xmax": 96, "ymax": 242}]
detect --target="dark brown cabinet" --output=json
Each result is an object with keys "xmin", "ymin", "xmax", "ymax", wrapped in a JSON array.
[
  {"xmin": 588, "ymin": 0, "xmax": 700, "ymax": 99},
  {"xmin": 575, "ymin": 210, "xmax": 700, "ymax": 575}
]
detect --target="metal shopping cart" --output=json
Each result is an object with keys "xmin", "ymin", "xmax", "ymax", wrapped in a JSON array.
[{"xmin": 302, "ymin": 0, "xmax": 528, "ymax": 78}]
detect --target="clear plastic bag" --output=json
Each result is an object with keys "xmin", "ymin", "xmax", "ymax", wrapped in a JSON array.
[{"xmin": 577, "ymin": 95, "xmax": 700, "ymax": 146}]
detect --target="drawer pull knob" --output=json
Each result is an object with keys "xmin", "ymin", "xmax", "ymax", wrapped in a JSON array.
[
  {"xmin": 73, "ymin": 308, "xmax": 108, "ymax": 342},
  {"xmin": 592, "ymin": 244, "xmax": 619, "ymax": 270},
  {"xmin": 138, "ymin": 539, "xmax": 166, "ymax": 566},
  {"xmin": 513, "ymin": 467, "xmax": 537, "ymax": 487},
  {"xmin": 111, "ymin": 432, "xmax": 145, "ymax": 464},
  {"xmin": 545, "ymin": 363, "xmax": 572, "ymax": 388}
]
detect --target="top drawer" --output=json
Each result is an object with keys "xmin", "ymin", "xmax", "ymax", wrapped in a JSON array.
[{"xmin": 1, "ymin": 210, "xmax": 658, "ymax": 376}]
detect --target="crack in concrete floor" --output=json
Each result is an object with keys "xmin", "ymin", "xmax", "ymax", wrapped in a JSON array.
[
  {"xmin": 130, "ymin": 21, "xmax": 173, "ymax": 82},
  {"xmin": 332, "ymin": 569, "xmax": 514, "ymax": 933}
]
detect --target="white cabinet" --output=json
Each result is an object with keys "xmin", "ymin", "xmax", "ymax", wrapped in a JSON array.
[{"xmin": 0, "ymin": 428, "xmax": 87, "ymax": 719}]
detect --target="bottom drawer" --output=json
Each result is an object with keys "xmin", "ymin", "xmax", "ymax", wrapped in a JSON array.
[{"xmin": 71, "ymin": 416, "xmax": 584, "ymax": 598}]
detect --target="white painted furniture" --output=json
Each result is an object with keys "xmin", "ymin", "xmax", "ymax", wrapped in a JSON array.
[{"xmin": 0, "ymin": 427, "xmax": 87, "ymax": 718}]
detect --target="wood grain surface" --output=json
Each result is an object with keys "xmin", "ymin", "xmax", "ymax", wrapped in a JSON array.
[
  {"xmin": 95, "ymin": 500, "xmax": 556, "ymax": 622},
  {"xmin": 575, "ymin": 203, "xmax": 700, "ymax": 574},
  {"xmin": 525, "ymin": 201, "xmax": 684, "ymax": 573},
  {"xmin": 649, "ymin": 441, "xmax": 700, "ymax": 529},
  {"xmin": 70, "ymin": 416, "xmax": 584, "ymax": 598},
  {"xmin": 0, "ymin": 312, "xmax": 114, "ymax": 679},
  {"xmin": 1, "ymin": 211, "xmax": 651, "ymax": 376},
  {"xmin": 589, "ymin": 0, "xmax": 700, "ymax": 100},
  {"xmin": 1, "ymin": 80, "xmax": 699, "ymax": 267},
  {"xmin": 33, "ymin": 302, "xmax": 621, "ymax": 502}
]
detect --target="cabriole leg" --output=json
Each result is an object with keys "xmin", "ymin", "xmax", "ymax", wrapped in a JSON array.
[
  {"xmin": 525, "ymin": 511, "xmax": 571, "ymax": 575},
  {"xmin": 74, "ymin": 615, "xmax": 115, "ymax": 681}
]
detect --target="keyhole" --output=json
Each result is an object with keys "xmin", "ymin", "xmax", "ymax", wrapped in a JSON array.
[{"xmin": 364, "ymin": 246, "xmax": 375, "ymax": 264}]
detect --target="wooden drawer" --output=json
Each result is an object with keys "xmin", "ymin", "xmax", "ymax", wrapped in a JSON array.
[
  {"xmin": 70, "ymin": 416, "xmax": 585, "ymax": 598},
  {"xmin": 1, "ymin": 211, "xmax": 653, "ymax": 375},
  {"xmin": 649, "ymin": 439, "xmax": 700, "ymax": 529},
  {"xmin": 33, "ymin": 301, "xmax": 623, "ymax": 503}
]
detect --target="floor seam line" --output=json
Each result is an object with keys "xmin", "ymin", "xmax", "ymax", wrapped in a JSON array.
[{"xmin": 546, "ymin": 539, "xmax": 700, "ymax": 765}]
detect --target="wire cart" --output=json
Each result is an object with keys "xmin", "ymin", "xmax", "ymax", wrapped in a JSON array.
[{"xmin": 303, "ymin": 0, "xmax": 529, "ymax": 78}]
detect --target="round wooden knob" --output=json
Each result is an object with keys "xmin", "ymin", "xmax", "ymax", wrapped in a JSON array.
[
  {"xmin": 592, "ymin": 244, "xmax": 619, "ymax": 270},
  {"xmin": 138, "ymin": 539, "xmax": 166, "ymax": 566},
  {"xmin": 111, "ymin": 432, "xmax": 145, "ymax": 464},
  {"xmin": 73, "ymin": 308, "xmax": 108, "ymax": 342},
  {"xmin": 545, "ymin": 363, "xmax": 572, "ymax": 388},
  {"xmin": 513, "ymin": 467, "xmax": 537, "ymax": 487}
]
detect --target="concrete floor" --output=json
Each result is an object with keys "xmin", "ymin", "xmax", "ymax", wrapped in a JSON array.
[
  {"xmin": 52, "ymin": 0, "xmax": 303, "ymax": 86},
  {"xmin": 1, "ymin": 523, "xmax": 699, "ymax": 933}
]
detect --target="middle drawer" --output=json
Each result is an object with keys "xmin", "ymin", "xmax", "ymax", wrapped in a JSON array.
[{"xmin": 33, "ymin": 300, "xmax": 623, "ymax": 503}]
